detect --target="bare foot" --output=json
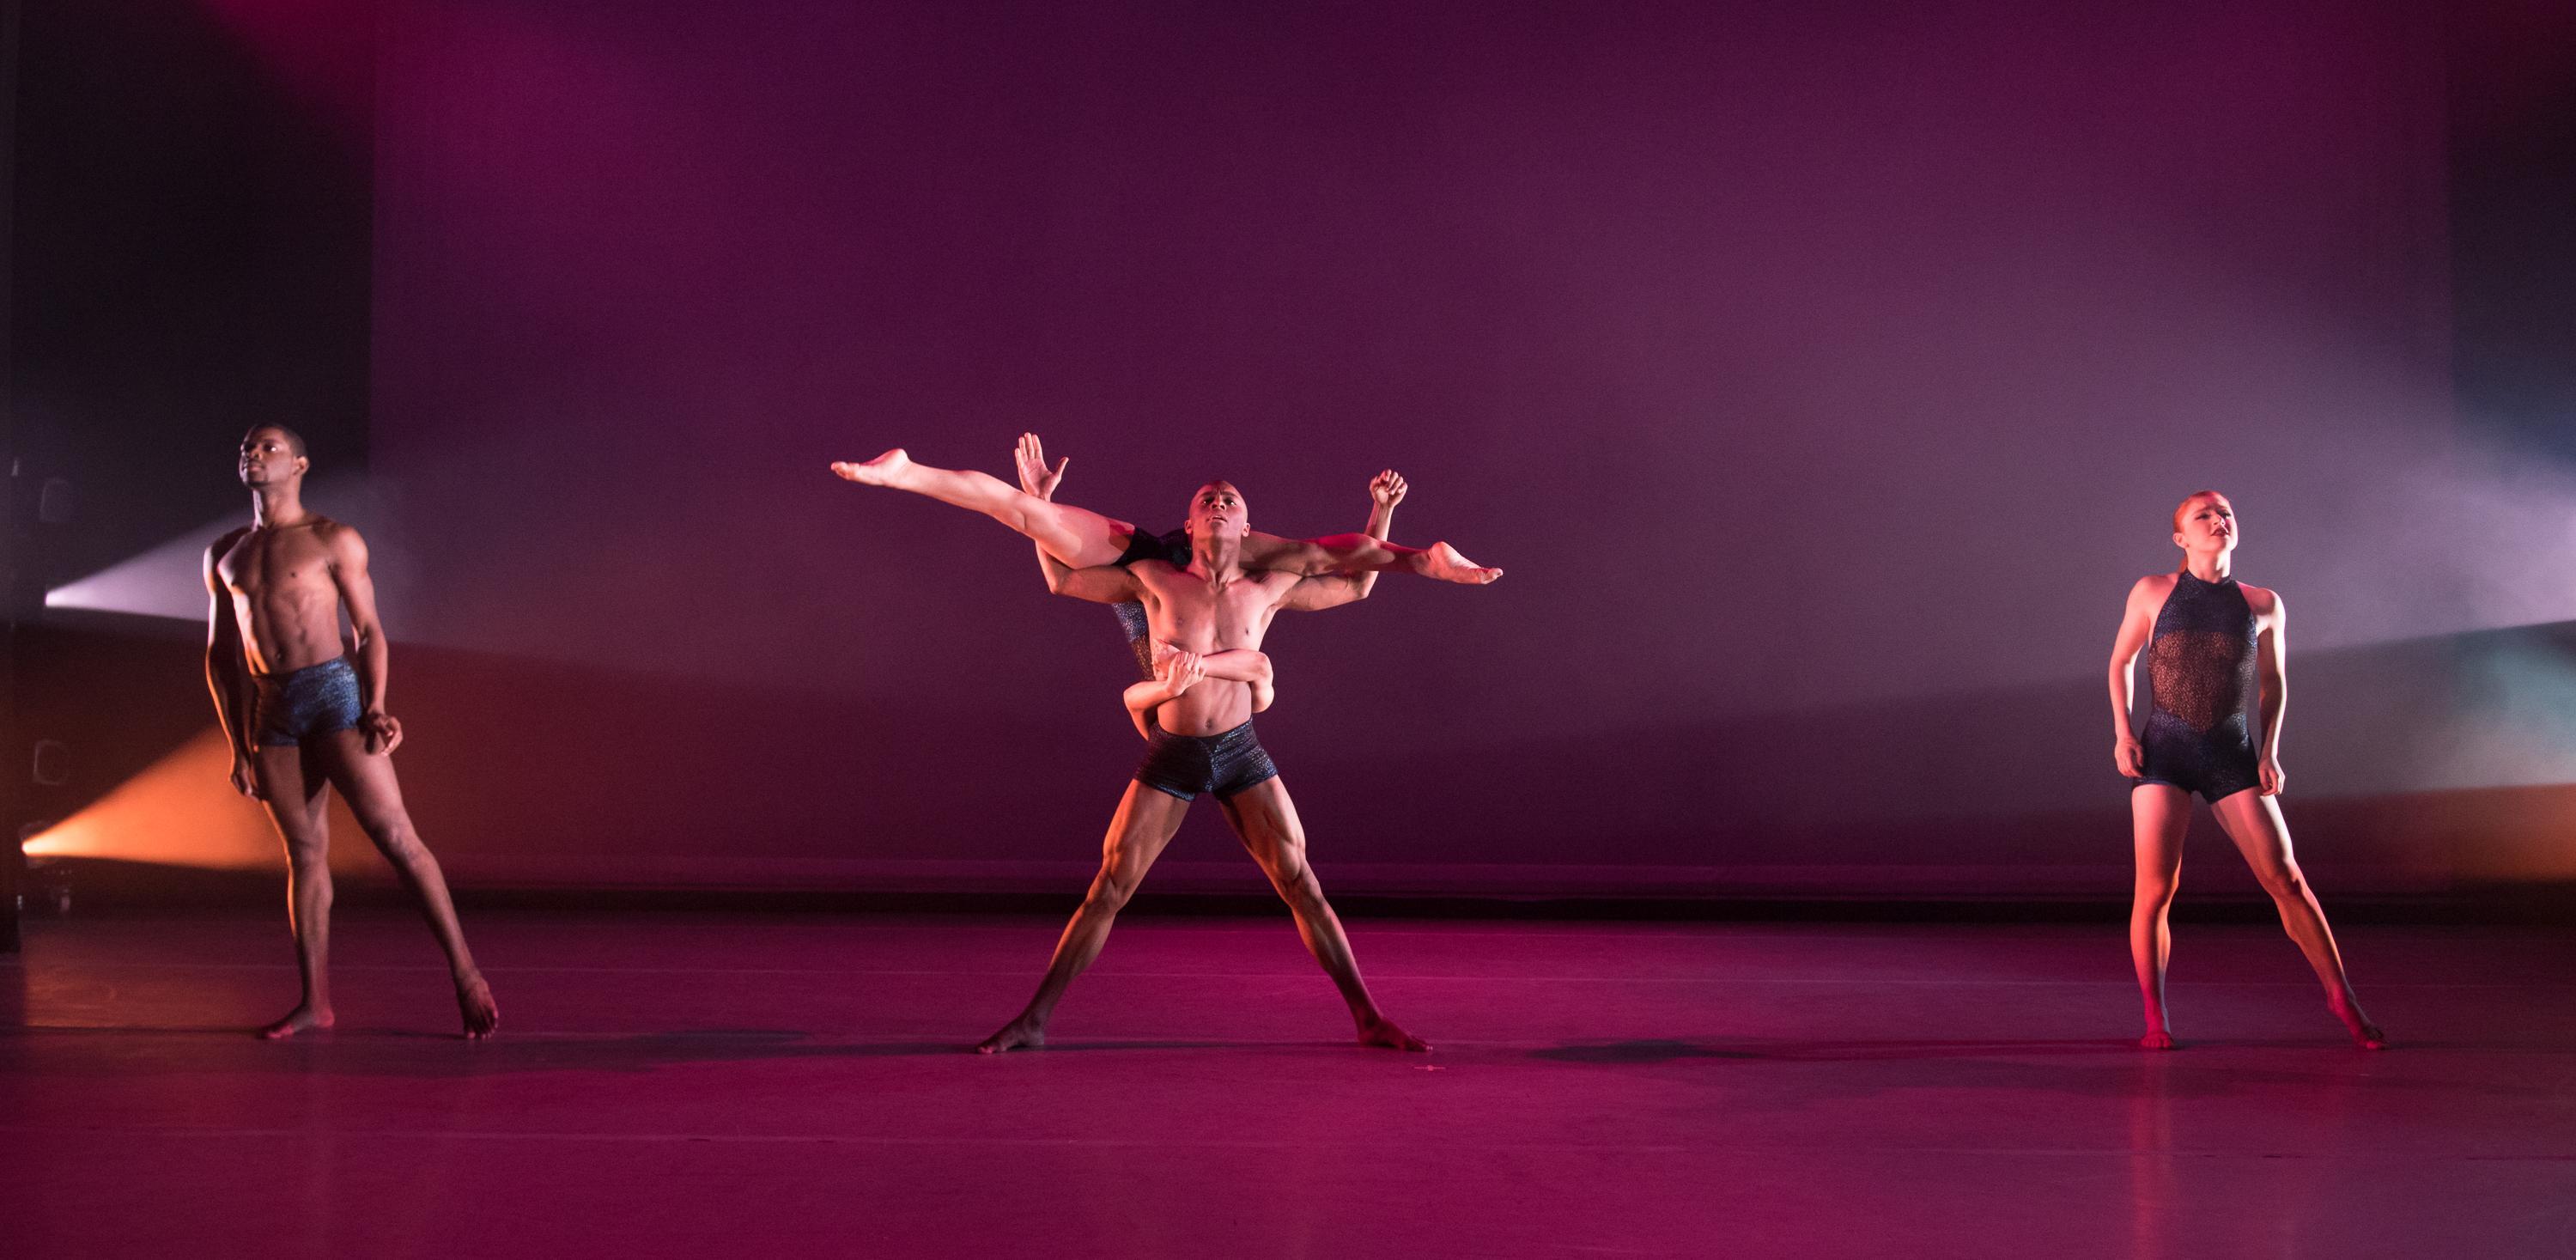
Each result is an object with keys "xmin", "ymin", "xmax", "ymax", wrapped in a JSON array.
[
  {"xmin": 975, "ymin": 1017, "xmax": 1046, "ymax": 1054},
  {"xmin": 829, "ymin": 448, "xmax": 914, "ymax": 487},
  {"xmin": 257, "ymin": 1004, "xmax": 335, "ymax": 1040},
  {"xmin": 2138, "ymin": 1029, "xmax": 2176, "ymax": 1050},
  {"xmin": 457, "ymin": 975, "xmax": 501, "ymax": 1040},
  {"xmin": 2330, "ymin": 995, "xmax": 2386, "ymax": 1050},
  {"xmin": 1421, "ymin": 541, "xmax": 1503, "ymax": 586},
  {"xmin": 1357, "ymin": 1015, "xmax": 1431, "ymax": 1052}
]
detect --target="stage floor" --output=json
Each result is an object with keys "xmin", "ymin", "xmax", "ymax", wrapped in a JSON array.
[{"xmin": 5, "ymin": 909, "xmax": 2573, "ymax": 1258}]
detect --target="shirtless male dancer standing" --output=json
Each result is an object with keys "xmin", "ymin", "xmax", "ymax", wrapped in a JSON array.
[
  {"xmin": 830, "ymin": 441, "xmax": 1492, "ymax": 1051},
  {"xmin": 207, "ymin": 426, "xmax": 498, "ymax": 1039}
]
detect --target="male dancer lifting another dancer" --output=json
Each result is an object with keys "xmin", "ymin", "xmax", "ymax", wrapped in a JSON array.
[
  {"xmin": 1015, "ymin": 431, "xmax": 1404, "ymax": 715},
  {"xmin": 207, "ymin": 426, "xmax": 498, "ymax": 1039},
  {"xmin": 831, "ymin": 441, "xmax": 1485, "ymax": 1051}
]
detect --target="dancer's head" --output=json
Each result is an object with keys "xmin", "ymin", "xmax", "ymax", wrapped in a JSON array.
[
  {"xmin": 2171, "ymin": 490, "xmax": 2236, "ymax": 559},
  {"xmin": 1185, "ymin": 480, "xmax": 1249, "ymax": 544},
  {"xmin": 238, "ymin": 424, "xmax": 310, "ymax": 489}
]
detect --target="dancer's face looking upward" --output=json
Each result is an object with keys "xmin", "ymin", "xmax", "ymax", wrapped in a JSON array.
[
  {"xmin": 1186, "ymin": 481, "xmax": 1248, "ymax": 540},
  {"xmin": 2172, "ymin": 492, "xmax": 2237, "ymax": 557},
  {"xmin": 238, "ymin": 426, "xmax": 309, "ymax": 488}
]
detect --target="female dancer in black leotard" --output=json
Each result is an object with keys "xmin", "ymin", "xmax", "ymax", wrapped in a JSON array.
[{"xmin": 2106, "ymin": 491, "xmax": 2385, "ymax": 1050}]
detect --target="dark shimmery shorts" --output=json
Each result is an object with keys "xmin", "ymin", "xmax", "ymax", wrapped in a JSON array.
[
  {"xmin": 253, "ymin": 657, "xmax": 362, "ymax": 747},
  {"xmin": 1134, "ymin": 718, "xmax": 1279, "ymax": 802}
]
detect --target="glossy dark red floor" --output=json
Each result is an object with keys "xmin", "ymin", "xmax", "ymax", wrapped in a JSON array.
[{"xmin": 4, "ymin": 910, "xmax": 2572, "ymax": 1258}]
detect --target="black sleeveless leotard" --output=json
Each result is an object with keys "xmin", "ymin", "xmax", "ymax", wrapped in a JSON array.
[{"xmin": 2131, "ymin": 570, "xmax": 2261, "ymax": 802}]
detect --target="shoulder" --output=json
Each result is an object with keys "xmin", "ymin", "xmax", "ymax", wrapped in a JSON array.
[
  {"xmin": 2127, "ymin": 572, "xmax": 2178, "ymax": 606},
  {"xmin": 313, "ymin": 518, "xmax": 370, "ymax": 563},
  {"xmin": 1127, "ymin": 557, "xmax": 1183, "ymax": 589},
  {"xmin": 2239, "ymin": 583, "xmax": 2281, "ymax": 615},
  {"xmin": 204, "ymin": 527, "xmax": 253, "ymax": 578}
]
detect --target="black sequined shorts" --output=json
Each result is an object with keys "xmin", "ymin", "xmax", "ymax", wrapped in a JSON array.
[
  {"xmin": 253, "ymin": 657, "xmax": 362, "ymax": 747},
  {"xmin": 2129, "ymin": 709, "xmax": 2259, "ymax": 803},
  {"xmin": 1134, "ymin": 718, "xmax": 1279, "ymax": 802}
]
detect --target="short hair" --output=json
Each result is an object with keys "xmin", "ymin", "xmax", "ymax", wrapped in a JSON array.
[
  {"xmin": 244, "ymin": 424, "xmax": 308, "ymax": 460},
  {"xmin": 2172, "ymin": 490, "xmax": 2224, "ymax": 533}
]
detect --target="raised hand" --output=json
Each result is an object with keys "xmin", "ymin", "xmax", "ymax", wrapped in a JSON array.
[
  {"xmin": 1015, "ymin": 432, "xmax": 1067, "ymax": 501},
  {"xmin": 1370, "ymin": 469, "xmax": 1407, "ymax": 508}
]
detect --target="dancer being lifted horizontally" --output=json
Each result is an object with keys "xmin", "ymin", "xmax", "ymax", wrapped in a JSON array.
[
  {"xmin": 830, "ymin": 440, "xmax": 1497, "ymax": 586},
  {"xmin": 2107, "ymin": 490, "xmax": 2383, "ymax": 1050},
  {"xmin": 207, "ymin": 426, "xmax": 498, "ymax": 1039}
]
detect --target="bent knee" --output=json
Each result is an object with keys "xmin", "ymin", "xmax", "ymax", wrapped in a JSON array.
[
  {"xmin": 1084, "ymin": 875, "xmax": 1140, "ymax": 914},
  {"xmin": 1273, "ymin": 862, "xmax": 1325, "ymax": 904},
  {"xmin": 2256, "ymin": 866, "xmax": 2309, "ymax": 900},
  {"xmin": 362, "ymin": 819, "xmax": 428, "ymax": 860}
]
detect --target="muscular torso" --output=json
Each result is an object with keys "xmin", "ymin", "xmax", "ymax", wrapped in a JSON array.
[
  {"xmin": 214, "ymin": 520, "xmax": 349, "ymax": 676},
  {"xmin": 1132, "ymin": 560, "xmax": 1296, "ymax": 735}
]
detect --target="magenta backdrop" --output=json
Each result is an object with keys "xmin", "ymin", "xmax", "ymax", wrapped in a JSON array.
[{"xmin": 339, "ymin": 0, "xmax": 2573, "ymax": 894}]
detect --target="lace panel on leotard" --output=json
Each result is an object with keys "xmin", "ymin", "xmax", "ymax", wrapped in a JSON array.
[{"xmin": 2143, "ymin": 574, "xmax": 2256, "ymax": 733}]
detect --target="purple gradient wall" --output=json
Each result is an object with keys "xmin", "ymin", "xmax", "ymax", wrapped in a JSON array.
[{"xmin": 337, "ymin": 0, "xmax": 2570, "ymax": 894}]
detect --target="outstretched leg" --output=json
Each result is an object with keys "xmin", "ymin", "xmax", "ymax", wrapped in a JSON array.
[
  {"xmin": 1218, "ymin": 776, "xmax": 1426, "ymax": 1051},
  {"xmin": 831, "ymin": 448, "xmax": 1136, "ymax": 569},
  {"xmin": 254, "ymin": 744, "xmax": 336, "ymax": 1039},
  {"xmin": 1249, "ymin": 533, "xmax": 1503, "ymax": 586},
  {"xmin": 977, "ymin": 782, "xmax": 1192, "ymax": 1052},
  {"xmin": 2210, "ymin": 789, "xmax": 2385, "ymax": 1049},
  {"xmin": 313, "ymin": 728, "xmax": 498, "ymax": 1038},
  {"xmin": 2129, "ymin": 783, "xmax": 2190, "ymax": 1050}
]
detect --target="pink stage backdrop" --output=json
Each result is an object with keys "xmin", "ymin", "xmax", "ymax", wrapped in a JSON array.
[{"xmin": 318, "ymin": 0, "xmax": 2576, "ymax": 894}]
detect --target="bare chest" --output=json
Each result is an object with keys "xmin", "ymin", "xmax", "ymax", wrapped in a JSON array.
[
  {"xmin": 219, "ymin": 529, "xmax": 334, "ymax": 601},
  {"xmin": 1141, "ymin": 571, "xmax": 1279, "ymax": 650}
]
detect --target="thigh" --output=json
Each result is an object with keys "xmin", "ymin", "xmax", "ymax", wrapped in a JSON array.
[
  {"xmin": 1217, "ymin": 776, "xmax": 1309, "ymax": 874},
  {"xmin": 253, "ymin": 744, "xmax": 329, "ymax": 840},
  {"xmin": 2129, "ymin": 782, "xmax": 2191, "ymax": 882},
  {"xmin": 1020, "ymin": 498, "xmax": 1138, "ymax": 569},
  {"xmin": 2208, "ymin": 788, "xmax": 2297, "ymax": 880},
  {"xmin": 309, "ymin": 727, "xmax": 414, "ymax": 835},
  {"xmin": 1100, "ymin": 781, "xmax": 1192, "ymax": 880}
]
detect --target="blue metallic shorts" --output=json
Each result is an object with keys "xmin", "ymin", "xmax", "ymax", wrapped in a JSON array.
[{"xmin": 253, "ymin": 657, "xmax": 362, "ymax": 747}]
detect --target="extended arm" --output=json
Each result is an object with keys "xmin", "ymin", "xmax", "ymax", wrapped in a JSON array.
[
  {"xmin": 327, "ymin": 526, "xmax": 404, "ymax": 756},
  {"xmin": 1280, "ymin": 471, "xmax": 1405, "ymax": 612},
  {"xmin": 204, "ymin": 536, "xmax": 259, "ymax": 796},
  {"xmin": 2105, "ymin": 577, "xmax": 2160, "ymax": 777},
  {"xmin": 2255, "ymin": 591, "xmax": 2288, "ymax": 794},
  {"xmin": 1011, "ymin": 433, "xmax": 1148, "ymax": 606}
]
